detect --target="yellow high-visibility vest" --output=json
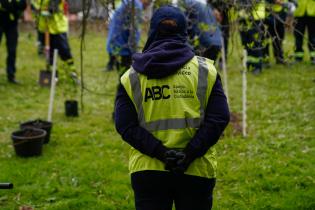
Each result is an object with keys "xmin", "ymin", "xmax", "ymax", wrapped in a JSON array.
[
  {"xmin": 239, "ymin": 1, "xmax": 266, "ymax": 20},
  {"xmin": 32, "ymin": 0, "xmax": 68, "ymax": 34},
  {"xmin": 121, "ymin": 56, "xmax": 218, "ymax": 178},
  {"xmin": 294, "ymin": 0, "xmax": 315, "ymax": 17}
]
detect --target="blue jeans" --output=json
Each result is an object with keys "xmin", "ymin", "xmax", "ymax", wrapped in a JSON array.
[{"xmin": 131, "ymin": 170, "xmax": 216, "ymax": 210}]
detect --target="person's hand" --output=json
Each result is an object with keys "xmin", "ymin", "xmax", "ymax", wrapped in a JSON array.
[
  {"xmin": 213, "ymin": 8, "xmax": 223, "ymax": 23},
  {"xmin": 164, "ymin": 150, "xmax": 194, "ymax": 174},
  {"xmin": 171, "ymin": 151, "xmax": 194, "ymax": 174},
  {"xmin": 153, "ymin": 144, "xmax": 195, "ymax": 174},
  {"xmin": 164, "ymin": 150, "xmax": 183, "ymax": 171}
]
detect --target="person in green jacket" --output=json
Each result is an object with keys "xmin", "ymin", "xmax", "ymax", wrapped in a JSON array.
[
  {"xmin": 293, "ymin": 0, "xmax": 315, "ymax": 64},
  {"xmin": 32, "ymin": 0, "xmax": 76, "ymax": 72}
]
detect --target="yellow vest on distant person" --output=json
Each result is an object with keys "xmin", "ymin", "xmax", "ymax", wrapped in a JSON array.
[
  {"xmin": 32, "ymin": 0, "xmax": 68, "ymax": 34},
  {"xmin": 120, "ymin": 56, "xmax": 218, "ymax": 179},
  {"xmin": 253, "ymin": 2, "xmax": 266, "ymax": 20},
  {"xmin": 239, "ymin": 1, "xmax": 266, "ymax": 20},
  {"xmin": 267, "ymin": 0, "xmax": 286, "ymax": 13},
  {"xmin": 294, "ymin": 0, "xmax": 315, "ymax": 17}
]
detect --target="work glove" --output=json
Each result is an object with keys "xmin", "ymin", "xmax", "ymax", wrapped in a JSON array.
[
  {"xmin": 152, "ymin": 144, "xmax": 194, "ymax": 174},
  {"xmin": 152, "ymin": 142, "xmax": 169, "ymax": 162},
  {"xmin": 164, "ymin": 150, "xmax": 183, "ymax": 171},
  {"xmin": 165, "ymin": 150, "xmax": 195, "ymax": 174},
  {"xmin": 154, "ymin": 148, "xmax": 186, "ymax": 172}
]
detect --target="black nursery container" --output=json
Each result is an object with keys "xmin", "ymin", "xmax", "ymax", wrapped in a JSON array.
[
  {"xmin": 11, "ymin": 128, "xmax": 46, "ymax": 157},
  {"xmin": 65, "ymin": 100, "xmax": 79, "ymax": 117},
  {"xmin": 20, "ymin": 119, "xmax": 53, "ymax": 144}
]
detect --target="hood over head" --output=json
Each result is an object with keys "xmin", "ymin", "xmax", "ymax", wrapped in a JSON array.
[{"xmin": 132, "ymin": 5, "xmax": 194, "ymax": 79}]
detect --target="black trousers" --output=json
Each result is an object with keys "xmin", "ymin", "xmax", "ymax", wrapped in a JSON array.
[
  {"xmin": 37, "ymin": 30, "xmax": 45, "ymax": 55},
  {"xmin": 240, "ymin": 20, "xmax": 264, "ymax": 71},
  {"xmin": 131, "ymin": 171, "xmax": 216, "ymax": 210},
  {"xmin": 263, "ymin": 12, "xmax": 286, "ymax": 63},
  {"xmin": 294, "ymin": 16, "xmax": 315, "ymax": 60},
  {"xmin": 49, "ymin": 33, "xmax": 73, "ymax": 65},
  {"xmin": 0, "ymin": 22, "xmax": 18, "ymax": 80}
]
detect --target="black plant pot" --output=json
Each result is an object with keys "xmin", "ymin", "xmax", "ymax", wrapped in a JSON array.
[
  {"xmin": 11, "ymin": 128, "xmax": 46, "ymax": 157},
  {"xmin": 65, "ymin": 100, "xmax": 79, "ymax": 117},
  {"xmin": 20, "ymin": 119, "xmax": 53, "ymax": 144}
]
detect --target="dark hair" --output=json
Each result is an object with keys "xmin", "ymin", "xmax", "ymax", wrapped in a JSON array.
[{"xmin": 157, "ymin": 19, "xmax": 179, "ymax": 35}]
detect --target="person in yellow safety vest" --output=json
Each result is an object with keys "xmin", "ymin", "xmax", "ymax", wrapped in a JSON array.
[
  {"xmin": 0, "ymin": 0, "xmax": 26, "ymax": 84},
  {"xmin": 115, "ymin": 6, "xmax": 230, "ymax": 210},
  {"xmin": 238, "ymin": 0, "xmax": 266, "ymax": 74},
  {"xmin": 263, "ymin": 0, "xmax": 296, "ymax": 65},
  {"xmin": 32, "ymin": 0, "xmax": 76, "ymax": 73},
  {"xmin": 293, "ymin": 0, "xmax": 315, "ymax": 64}
]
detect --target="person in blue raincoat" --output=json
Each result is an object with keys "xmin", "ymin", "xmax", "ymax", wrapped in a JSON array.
[
  {"xmin": 105, "ymin": 0, "xmax": 150, "ymax": 74},
  {"xmin": 183, "ymin": 0, "xmax": 222, "ymax": 62}
]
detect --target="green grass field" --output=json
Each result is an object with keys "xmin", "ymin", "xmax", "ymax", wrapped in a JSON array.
[{"xmin": 0, "ymin": 25, "xmax": 314, "ymax": 210}]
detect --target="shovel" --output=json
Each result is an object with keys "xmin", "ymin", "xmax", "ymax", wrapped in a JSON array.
[{"xmin": 39, "ymin": 30, "xmax": 52, "ymax": 87}]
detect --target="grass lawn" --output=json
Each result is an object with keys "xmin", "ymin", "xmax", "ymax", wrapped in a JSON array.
[{"xmin": 0, "ymin": 24, "xmax": 314, "ymax": 209}]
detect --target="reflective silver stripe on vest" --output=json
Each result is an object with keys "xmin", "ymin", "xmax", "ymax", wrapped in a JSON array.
[
  {"xmin": 144, "ymin": 118, "xmax": 201, "ymax": 131},
  {"xmin": 129, "ymin": 68, "xmax": 145, "ymax": 125},
  {"xmin": 196, "ymin": 56, "xmax": 209, "ymax": 122},
  {"xmin": 129, "ymin": 57, "xmax": 209, "ymax": 131}
]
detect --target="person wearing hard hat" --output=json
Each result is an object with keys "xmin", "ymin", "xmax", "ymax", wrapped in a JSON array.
[
  {"xmin": 0, "ymin": 0, "xmax": 26, "ymax": 84},
  {"xmin": 115, "ymin": 5, "xmax": 230, "ymax": 210}
]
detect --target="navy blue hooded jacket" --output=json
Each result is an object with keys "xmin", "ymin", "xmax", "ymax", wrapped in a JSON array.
[{"xmin": 115, "ymin": 6, "xmax": 229, "ymax": 161}]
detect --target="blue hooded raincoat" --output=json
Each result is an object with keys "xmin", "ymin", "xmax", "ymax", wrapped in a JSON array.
[{"xmin": 106, "ymin": 0, "xmax": 143, "ymax": 56}]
